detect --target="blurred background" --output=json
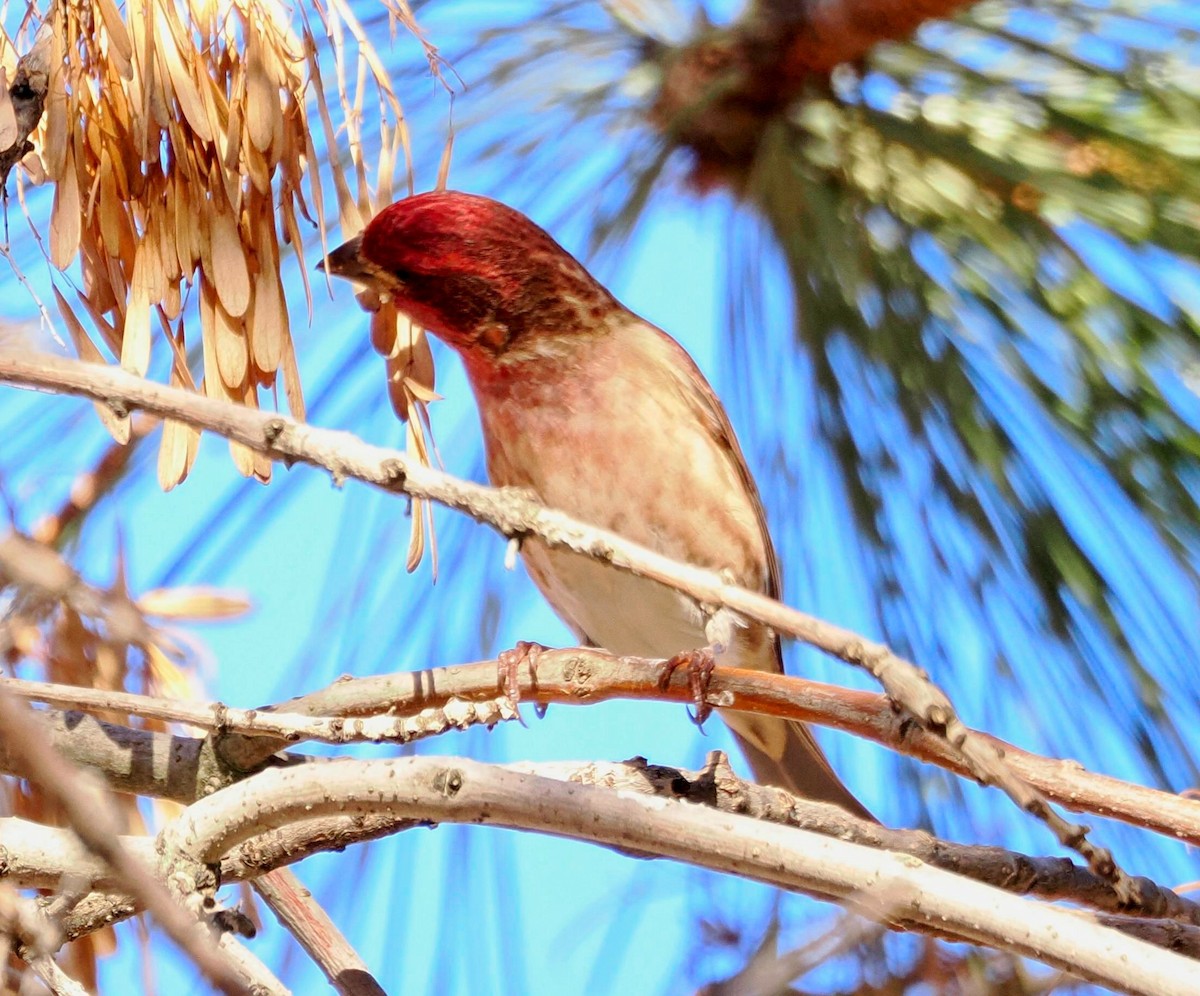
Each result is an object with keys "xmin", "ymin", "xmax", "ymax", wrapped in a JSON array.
[{"xmin": 2, "ymin": 0, "xmax": 1200, "ymax": 991}]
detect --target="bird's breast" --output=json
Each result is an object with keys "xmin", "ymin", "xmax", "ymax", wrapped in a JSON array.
[{"xmin": 468, "ymin": 319, "xmax": 773, "ymax": 664}]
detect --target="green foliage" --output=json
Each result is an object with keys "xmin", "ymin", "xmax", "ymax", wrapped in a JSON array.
[{"xmin": 432, "ymin": 0, "xmax": 1200, "ymax": 802}]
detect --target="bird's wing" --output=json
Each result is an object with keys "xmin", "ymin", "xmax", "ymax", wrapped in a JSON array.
[
  {"xmin": 659, "ymin": 330, "xmax": 878, "ymax": 817},
  {"xmin": 661, "ymin": 332, "xmax": 785, "ymax": 655}
]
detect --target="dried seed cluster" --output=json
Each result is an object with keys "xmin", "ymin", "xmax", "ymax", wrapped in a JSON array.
[{"xmin": 3, "ymin": 0, "xmax": 440, "ymax": 513}]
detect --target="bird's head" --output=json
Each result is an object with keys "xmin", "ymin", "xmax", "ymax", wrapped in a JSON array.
[{"xmin": 321, "ymin": 191, "xmax": 616, "ymax": 361}]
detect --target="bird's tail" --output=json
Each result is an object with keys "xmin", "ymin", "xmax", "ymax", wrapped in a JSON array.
[{"xmin": 723, "ymin": 710, "xmax": 875, "ymax": 823}]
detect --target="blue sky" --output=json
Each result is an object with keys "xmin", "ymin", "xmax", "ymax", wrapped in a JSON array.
[{"xmin": 3, "ymin": 1, "xmax": 1200, "ymax": 993}]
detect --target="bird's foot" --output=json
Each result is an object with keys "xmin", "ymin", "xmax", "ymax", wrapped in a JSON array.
[
  {"xmin": 661, "ymin": 647, "xmax": 717, "ymax": 730},
  {"xmin": 497, "ymin": 640, "xmax": 550, "ymax": 723}
]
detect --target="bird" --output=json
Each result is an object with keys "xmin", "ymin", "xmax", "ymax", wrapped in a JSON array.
[{"xmin": 321, "ymin": 190, "xmax": 871, "ymax": 820}]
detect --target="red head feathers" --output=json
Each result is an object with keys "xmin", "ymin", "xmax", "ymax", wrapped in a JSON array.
[{"xmin": 322, "ymin": 191, "xmax": 616, "ymax": 355}]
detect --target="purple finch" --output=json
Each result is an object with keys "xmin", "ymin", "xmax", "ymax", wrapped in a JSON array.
[{"xmin": 323, "ymin": 191, "xmax": 869, "ymax": 819}]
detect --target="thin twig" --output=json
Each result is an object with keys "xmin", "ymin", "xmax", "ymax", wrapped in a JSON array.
[
  {"xmin": 216, "ymin": 933, "xmax": 292, "ymax": 996},
  {"xmin": 0, "ymin": 673, "xmax": 518, "ymax": 747},
  {"xmin": 253, "ymin": 869, "xmax": 386, "ymax": 996},
  {"xmin": 6, "ymin": 643, "xmax": 1198, "ymax": 855}
]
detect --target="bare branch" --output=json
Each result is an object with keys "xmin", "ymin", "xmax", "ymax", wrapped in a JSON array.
[
  {"xmin": 4, "ymin": 642, "xmax": 1199, "ymax": 866},
  {"xmin": 7, "ymin": 755, "xmax": 1200, "ymax": 974},
  {"xmin": 253, "ymin": 869, "xmax": 386, "ymax": 996},
  {"xmin": 0, "ymin": 705, "xmax": 268, "ymax": 804},
  {"xmin": 151, "ymin": 754, "xmax": 1200, "ymax": 996},
  {"xmin": 0, "ymin": 353, "xmax": 1136, "ymax": 889},
  {"xmin": 216, "ymin": 934, "xmax": 292, "ymax": 996},
  {"xmin": 214, "ymin": 652, "xmax": 1200, "ymax": 848},
  {"xmin": 0, "ymin": 674, "xmax": 518, "ymax": 750},
  {"xmin": 12, "ymin": 645, "xmax": 1193, "ymax": 854},
  {"xmin": 8, "ymin": 744, "xmax": 1193, "ymax": 927}
]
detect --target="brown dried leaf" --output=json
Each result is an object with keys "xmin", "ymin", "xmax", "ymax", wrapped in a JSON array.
[
  {"xmin": 245, "ymin": 38, "xmax": 276, "ymax": 154},
  {"xmin": 162, "ymin": 280, "xmax": 182, "ymax": 321},
  {"xmin": 280, "ymin": 332, "xmax": 306, "ymax": 422},
  {"xmin": 402, "ymin": 319, "xmax": 435, "ymax": 391},
  {"xmin": 154, "ymin": 5, "xmax": 211, "ymax": 142},
  {"xmin": 121, "ymin": 283, "xmax": 151, "ymax": 376},
  {"xmin": 252, "ymin": 447, "xmax": 273, "ymax": 482},
  {"xmin": 305, "ymin": 30, "xmax": 363, "ymax": 238},
  {"xmin": 435, "ymin": 124, "xmax": 454, "ymax": 192},
  {"xmin": 105, "ymin": 93, "xmax": 135, "ymax": 198},
  {"xmin": 208, "ymin": 202, "xmax": 251, "ymax": 318},
  {"xmin": 213, "ymin": 297, "xmax": 248, "ymax": 391},
  {"xmin": 138, "ymin": 586, "xmax": 252, "ymax": 620},
  {"xmin": 97, "ymin": 152, "xmax": 126, "ymax": 251},
  {"xmin": 326, "ymin": 0, "xmax": 403, "ymax": 119},
  {"xmin": 173, "ymin": 171, "xmax": 196, "ymax": 275},
  {"xmin": 42, "ymin": 21, "xmax": 67, "ymax": 178},
  {"xmin": 386, "ymin": 356, "xmax": 408, "ymax": 423},
  {"xmin": 135, "ymin": 220, "xmax": 166, "ymax": 303},
  {"xmin": 403, "ymin": 376, "xmax": 442, "ymax": 405},
  {"xmin": 0, "ymin": 29, "xmax": 17, "ymax": 76},
  {"xmin": 224, "ymin": 68, "xmax": 245, "ymax": 170},
  {"xmin": 199, "ymin": 279, "xmax": 229, "ymax": 401},
  {"xmin": 160, "ymin": 312, "xmax": 196, "ymax": 390},
  {"xmin": 404, "ymin": 416, "xmax": 437, "ymax": 576},
  {"xmin": 158, "ymin": 322, "xmax": 199, "ymax": 490},
  {"xmin": 156, "ymin": 209, "xmax": 181, "ymax": 285},
  {"xmin": 208, "ymin": 364, "xmax": 267, "ymax": 480},
  {"xmin": 49, "ymin": 143, "xmax": 81, "ymax": 268},
  {"xmin": 228, "ymin": 439, "xmax": 256, "ymax": 479},
  {"xmin": 249, "ymin": 266, "xmax": 285, "ymax": 374},
  {"xmin": 369, "ymin": 301, "xmax": 398, "ymax": 358},
  {"xmin": 406, "ymin": 511, "xmax": 425, "ymax": 573},
  {"xmin": 96, "ymin": 0, "xmax": 133, "ymax": 77},
  {"xmin": 20, "ymin": 150, "xmax": 45, "ymax": 184},
  {"xmin": 158, "ymin": 407, "xmax": 195, "ymax": 491},
  {"xmin": 242, "ymin": 126, "xmax": 271, "ymax": 196},
  {"xmin": 53, "ymin": 286, "xmax": 131, "ymax": 444},
  {"xmin": 232, "ymin": 382, "xmax": 271, "ymax": 482},
  {"xmin": 74, "ymin": 284, "xmax": 121, "ymax": 357}
]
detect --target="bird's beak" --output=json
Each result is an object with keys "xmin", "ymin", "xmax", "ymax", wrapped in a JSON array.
[{"xmin": 318, "ymin": 234, "xmax": 368, "ymax": 282}]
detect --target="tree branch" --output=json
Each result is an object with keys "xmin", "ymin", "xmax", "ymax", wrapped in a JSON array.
[
  {"xmin": 7, "ymin": 753, "xmax": 1200, "ymax": 979},
  {"xmin": 8, "ymin": 641, "xmax": 1198, "ymax": 856},
  {"xmin": 0, "ymin": 353, "xmax": 1135, "ymax": 890},
  {"xmin": 152, "ymin": 754, "xmax": 1200, "ymax": 996},
  {"xmin": 0, "ymin": 704, "xmax": 278, "ymax": 804},
  {"xmin": 252, "ymin": 869, "xmax": 386, "ymax": 996},
  {"xmin": 214, "ymin": 652, "xmax": 1200, "ymax": 847},
  {"xmin": 7, "ymin": 750, "xmax": 1194, "ymax": 926}
]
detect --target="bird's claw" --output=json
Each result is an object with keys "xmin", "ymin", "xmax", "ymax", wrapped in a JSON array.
[
  {"xmin": 661, "ymin": 647, "xmax": 717, "ymax": 730},
  {"xmin": 497, "ymin": 640, "xmax": 549, "ymax": 724}
]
